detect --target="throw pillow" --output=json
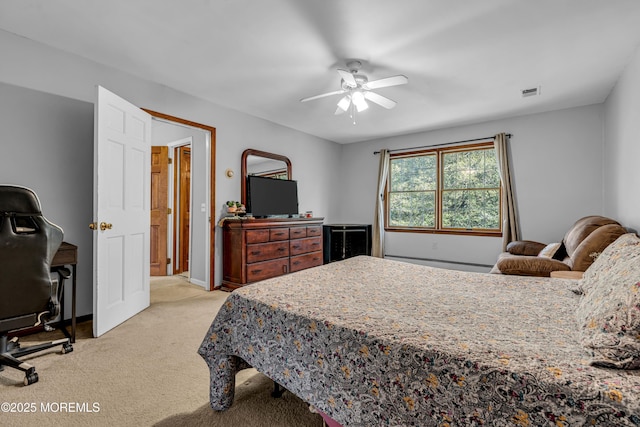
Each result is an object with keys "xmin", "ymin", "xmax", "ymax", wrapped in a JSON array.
[
  {"xmin": 538, "ymin": 242, "xmax": 561, "ymax": 258},
  {"xmin": 552, "ymin": 242, "xmax": 568, "ymax": 261},
  {"xmin": 575, "ymin": 233, "xmax": 640, "ymax": 369}
]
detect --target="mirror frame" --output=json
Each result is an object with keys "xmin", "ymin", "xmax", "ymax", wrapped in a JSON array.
[{"xmin": 241, "ymin": 149, "xmax": 292, "ymax": 206}]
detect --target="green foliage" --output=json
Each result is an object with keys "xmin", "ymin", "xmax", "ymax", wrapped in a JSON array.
[
  {"xmin": 388, "ymin": 147, "xmax": 501, "ymax": 230},
  {"xmin": 389, "ymin": 191, "xmax": 436, "ymax": 227}
]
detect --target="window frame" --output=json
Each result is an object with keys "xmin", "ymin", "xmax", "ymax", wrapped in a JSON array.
[{"xmin": 385, "ymin": 142, "xmax": 503, "ymax": 237}]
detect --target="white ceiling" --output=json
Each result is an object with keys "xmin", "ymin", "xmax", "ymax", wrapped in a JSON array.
[{"xmin": 2, "ymin": 0, "xmax": 640, "ymax": 144}]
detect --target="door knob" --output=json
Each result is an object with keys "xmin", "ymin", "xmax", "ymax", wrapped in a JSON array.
[
  {"xmin": 99, "ymin": 222, "xmax": 113, "ymax": 231},
  {"xmin": 89, "ymin": 222, "xmax": 97, "ymax": 230}
]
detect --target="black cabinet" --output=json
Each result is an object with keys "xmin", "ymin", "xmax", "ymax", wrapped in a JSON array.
[{"xmin": 323, "ymin": 224, "xmax": 372, "ymax": 263}]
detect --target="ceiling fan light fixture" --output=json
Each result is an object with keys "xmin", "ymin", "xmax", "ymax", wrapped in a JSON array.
[
  {"xmin": 336, "ymin": 95, "xmax": 351, "ymax": 112},
  {"xmin": 352, "ymin": 90, "xmax": 368, "ymax": 112},
  {"xmin": 300, "ymin": 61, "xmax": 408, "ymax": 122}
]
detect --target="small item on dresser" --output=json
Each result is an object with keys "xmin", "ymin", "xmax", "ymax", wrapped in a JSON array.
[
  {"xmin": 305, "ymin": 211, "xmax": 313, "ymax": 218},
  {"xmin": 226, "ymin": 201, "xmax": 245, "ymax": 214}
]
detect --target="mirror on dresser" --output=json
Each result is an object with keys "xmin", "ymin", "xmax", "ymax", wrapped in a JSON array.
[{"xmin": 241, "ymin": 149, "xmax": 292, "ymax": 206}]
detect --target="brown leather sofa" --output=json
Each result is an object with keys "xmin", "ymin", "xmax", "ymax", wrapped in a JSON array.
[{"xmin": 492, "ymin": 215, "xmax": 627, "ymax": 277}]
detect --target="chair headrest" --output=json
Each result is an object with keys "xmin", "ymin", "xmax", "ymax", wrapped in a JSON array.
[{"xmin": 0, "ymin": 185, "xmax": 42, "ymax": 215}]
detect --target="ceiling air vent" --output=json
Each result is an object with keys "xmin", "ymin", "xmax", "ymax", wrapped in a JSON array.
[{"xmin": 521, "ymin": 86, "xmax": 541, "ymax": 98}]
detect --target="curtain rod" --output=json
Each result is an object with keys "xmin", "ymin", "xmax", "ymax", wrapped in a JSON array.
[{"xmin": 373, "ymin": 133, "xmax": 512, "ymax": 155}]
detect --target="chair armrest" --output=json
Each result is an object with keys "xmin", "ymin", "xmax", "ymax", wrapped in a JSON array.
[
  {"xmin": 505, "ymin": 240, "xmax": 547, "ymax": 256},
  {"xmin": 47, "ymin": 267, "xmax": 70, "ymax": 318},
  {"xmin": 496, "ymin": 255, "xmax": 571, "ymax": 277}
]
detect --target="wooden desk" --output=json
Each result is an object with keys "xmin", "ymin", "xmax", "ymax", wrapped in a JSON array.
[{"xmin": 52, "ymin": 242, "xmax": 77, "ymax": 343}]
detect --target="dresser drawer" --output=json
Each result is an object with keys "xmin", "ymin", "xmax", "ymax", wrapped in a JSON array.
[
  {"xmin": 246, "ymin": 229, "xmax": 269, "ymax": 244},
  {"xmin": 290, "ymin": 251, "xmax": 323, "ymax": 272},
  {"xmin": 306, "ymin": 226, "xmax": 322, "ymax": 237},
  {"xmin": 270, "ymin": 228, "xmax": 290, "ymax": 241},
  {"xmin": 290, "ymin": 236, "xmax": 322, "ymax": 256},
  {"xmin": 289, "ymin": 226, "xmax": 307, "ymax": 239},
  {"xmin": 247, "ymin": 241, "xmax": 289, "ymax": 263},
  {"xmin": 247, "ymin": 258, "xmax": 290, "ymax": 282}
]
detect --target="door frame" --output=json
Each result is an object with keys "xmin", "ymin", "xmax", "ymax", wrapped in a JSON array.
[{"xmin": 143, "ymin": 109, "xmax": 216, "ymax": 291}]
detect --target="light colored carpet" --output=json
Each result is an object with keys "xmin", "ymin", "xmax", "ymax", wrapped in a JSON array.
[{"xmin": 1, "ymin": 275, "xmax": 323, "ymax": 426}]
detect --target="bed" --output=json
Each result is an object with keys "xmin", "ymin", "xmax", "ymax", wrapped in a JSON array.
[{"xmin": 198, "ymin": 234, "xmax": 640, "ymax": 426}]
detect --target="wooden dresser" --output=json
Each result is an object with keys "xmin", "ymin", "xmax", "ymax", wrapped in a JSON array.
[{"xmin": 222, "ymin": 217, "xmax": 324, "ymax": 291}]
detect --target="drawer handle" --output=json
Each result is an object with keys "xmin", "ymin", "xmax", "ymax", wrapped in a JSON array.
[
  {"xmin": 311, "ymin": 242, "xmax": 320, "ymax": 246},
  {"xmin": 250, "ymin": 251, "xmax": 261, "ymax": 256},
  {"xmin": 277, "ymin": 247, "xmax": 286, "ymax": 252},
  {"xmin": 292, "ymin": 245, "xmax": 301, "ymax": 250},
  {"xmin": 274, "ymin": 232, "xmax": 285, "ymax": 236},
  {"xmin": 292, "ymin": 260, "xmax": 300, "ymax": 266},
  {"xmin": 251, "ymin": 269, "xmax": 262, "ymax": 274}
]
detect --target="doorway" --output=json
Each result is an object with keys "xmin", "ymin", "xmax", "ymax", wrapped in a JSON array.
[{"xmin": 144, "ymin": 109, "xmax": 216, "ymax": 291}]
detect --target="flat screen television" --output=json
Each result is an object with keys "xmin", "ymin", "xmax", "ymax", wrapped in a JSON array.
[{"xmin": 246, "ymin": 175, "xmax": 299, "ymax": 218}]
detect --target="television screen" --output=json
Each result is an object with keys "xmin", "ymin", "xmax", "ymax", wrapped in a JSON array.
[{"xmin": 247, "ymin": 175, "xmax": 299, "ymax": 218}]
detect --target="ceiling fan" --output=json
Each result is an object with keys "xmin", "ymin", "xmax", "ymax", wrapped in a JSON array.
[{"xmin": 300, "ymin": 61, "xmax": 408, "ymax": 122}]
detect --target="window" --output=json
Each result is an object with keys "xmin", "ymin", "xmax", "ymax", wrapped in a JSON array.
[{"xmin": 386, "ymin": 142, "xmax": 502, "ymax": 235}]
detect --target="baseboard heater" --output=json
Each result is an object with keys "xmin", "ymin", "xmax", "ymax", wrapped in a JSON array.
[{"xmin": 385, "ymin": 254, "xmax": 493, "ymax": 269}]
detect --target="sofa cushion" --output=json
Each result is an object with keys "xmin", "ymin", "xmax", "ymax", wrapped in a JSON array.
[
  {"xmin": 495, "ymin": 253, "xmax": 570, "ymax": 277},
  {"xmin": 575, "ymin": 233, "xmax": 640, "ymax": 369},
  {"xmin": 562, "ymin": 215, "xmax": 621, "ymax": 257},
  {"xmin": 568, "ymin": 223, "xmax": 627, "ymax": 271}
]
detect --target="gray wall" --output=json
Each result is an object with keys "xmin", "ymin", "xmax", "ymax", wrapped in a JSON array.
[
  {"xmin": 604, "ymin": 44, "xmax": 640, "ymax": 233},
  {"xmin": 0, "ymin": 82, "xmax": 94, "ymax": 318},
  {"xmin": 335, "ymin": 104, "xmax": 605, "ymax": 271},
  {"xmin": 0, "ymin": 30, "xmax": 343, "ymax": 318}
]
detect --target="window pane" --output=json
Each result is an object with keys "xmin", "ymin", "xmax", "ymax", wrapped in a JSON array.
[
  {"xmin": 390, "ymin": 155, "xmax": 436, "ymax": 192},
  {"xmin": 442, "ymin": 189, "xmax": 500, "ymax": 229},
  {"xmin": 388, "ymin": 191, "xmax": 435, "ymax": 227},
  {"xmin": 443, "ymin": 148, "xmax": 499, "ymax": 190}
]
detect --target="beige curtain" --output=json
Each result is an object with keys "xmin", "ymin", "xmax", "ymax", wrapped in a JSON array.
[
  {"xmin": 494, "ymin": 133, "xmax": 520, "ymax": 251},
  {"xmin": 372, "ymin": 149, "xmax": 390, "ymax": 258}
]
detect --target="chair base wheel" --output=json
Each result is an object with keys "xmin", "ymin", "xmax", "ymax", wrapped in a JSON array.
[
  {"xmin": 62, "ymin": 343, "xmax": 73, "ymax": 354},
  {"xmin": 24, "ymin": 372, "xmax": 38, "ymax": 386}
]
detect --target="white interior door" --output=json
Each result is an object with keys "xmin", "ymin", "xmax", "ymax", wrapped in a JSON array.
[{"xmin": 93, "ymin": 86, "xmax": 151, "ymax": 337}]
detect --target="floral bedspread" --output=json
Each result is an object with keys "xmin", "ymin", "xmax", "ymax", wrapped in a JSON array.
[{"xmin": 198, "ymin": 256, "xmax": 640, "ymax": 426}]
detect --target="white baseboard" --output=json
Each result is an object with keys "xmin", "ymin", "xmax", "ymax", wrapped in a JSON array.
[{"xmin": 189, "ymin": 277, "xmax": 206, "ymax": 288}]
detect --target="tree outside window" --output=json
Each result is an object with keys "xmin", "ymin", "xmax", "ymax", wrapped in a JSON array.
[{"xmin": 386, "ymin": 143, "xmax": 502, "ymax": 235}]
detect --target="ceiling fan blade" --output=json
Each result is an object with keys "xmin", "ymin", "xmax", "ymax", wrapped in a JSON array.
[
  {"xmin": 364, "ymin": 91, "xmax": 397, "ymax": 109},
  {"xmin": 337, "ymin": 69, "xmax": 357, "ymax": 88},
  {"xmin": 300, "ymin": 89, "xmax": 346, "ymax": 103},
  {"xmin": 362, "ymin": 75, "xmax": 408, "ymax": 90}
]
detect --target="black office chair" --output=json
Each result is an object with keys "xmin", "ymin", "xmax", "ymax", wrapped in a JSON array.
[{"xmin": 0, "ymin": 185, "xmax": 73, "ymax": 385}]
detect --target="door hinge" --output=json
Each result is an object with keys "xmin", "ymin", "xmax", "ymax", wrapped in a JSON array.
[
  {"xmin": 168, "ymin": 158, "xmax": 173, "ymax": 164},
  {"xmin": 167, "ymin": 208, "xmax": 172, "ymax": 214},
  {"xmin": 167, "ymin": 258, "xmax": 171, "ymax": 265}
]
